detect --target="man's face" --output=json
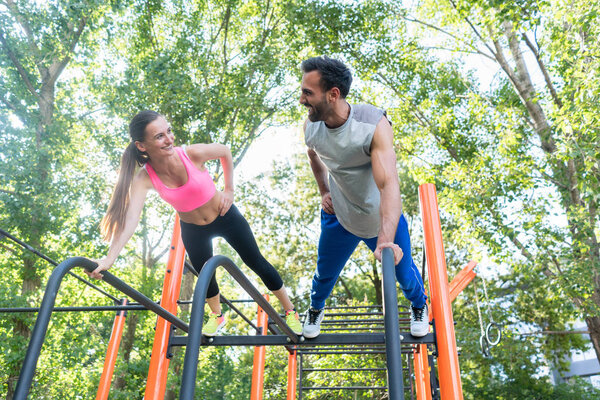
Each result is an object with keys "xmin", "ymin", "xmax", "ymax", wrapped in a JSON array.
[{"xmin": 300, "ymin": 70, "xmax": 330, "ymax": 122}]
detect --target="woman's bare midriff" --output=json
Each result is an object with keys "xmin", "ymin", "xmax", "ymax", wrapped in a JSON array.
[{"xmin": 177, "ymin": 191, "xmax": 224, "ymax": 225}]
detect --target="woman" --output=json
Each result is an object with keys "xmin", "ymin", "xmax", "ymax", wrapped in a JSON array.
[{"xmin": 87, "ymin": 110, "xmax": 302, "ymax": 336}]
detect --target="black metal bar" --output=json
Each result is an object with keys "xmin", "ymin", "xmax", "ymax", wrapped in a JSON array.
[
  {"xmin": 319, "ymin": 318, "xmax": 410, "ymax": 324},
  {"xmin": 382, "ymin": 247, "xmax": 404, "ymax": 400},
  {"xmin": 13, "ymin": 257, "xmax": 188, "ymax": 400},
  {"xmin": 324, "ymin": 305, "xmax": 384, "ymax": 309},
  {"xmin": 0, "ymin": 228, "xmax": 120, "ymax": 302},
  {"xmin": 170, "ymin": 332, "xmax": 435, "ymax": 347},
  {"xmin": 300, "ymin": 350, "xmax": 387, "ymax": 355},
  {"xmin": 179, "ymin": 255, "xmax": 299, "ymax": 400},
  {"xmin": 98, "ymin": 268, "xmax": 189, "ymax": 333},
  {"xmin": 0, "ymin": 305, "xmax": 152, "ymax": 313},
  {"xmin": 303, "ymin": 367, "xmax": 386, "ymax": 372},
  {"xmin": 185, "ymin": 260, "xmax": 260, "ymax": 332},
  {"xmin": 302, "ymin": 386, "xmax": 387, "ymax": 390},
  {"xmin": 14, "ymin": 257, "xmax": 95, "ymax": 400},
  {"xmin": 301, "ymin": 349, "xmax": 414, "ymax": 355},
  {"xmin": 298, "ymin": 353, "xmax": 304, "ymax": 400},
  {"xmin": 220, "ymin": 294, "xmax": 259, "ymax": 332}
]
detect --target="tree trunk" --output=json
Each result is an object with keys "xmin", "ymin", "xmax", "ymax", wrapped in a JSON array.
[{"xmin": 371, "ymin": 259, "xmax": 383, "ymax": 306}]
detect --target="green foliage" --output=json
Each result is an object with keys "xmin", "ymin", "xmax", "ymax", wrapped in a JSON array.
[{"xmin": 1, "ymin": 0, "xmax": 599, "ymax": 398}]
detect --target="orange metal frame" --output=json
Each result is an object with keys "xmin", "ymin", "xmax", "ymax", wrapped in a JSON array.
[
  {"xmin": 419, "ymin": 183, "xmax": 464, "ymax": 399},
  {"xmin": 144, "ymin": 215, "xmax": 187, "ymax": 399},
  {"xmin": 287, "ymin": 350, "xmax": 297, "ymax": 400},
  {"xmin": 251, "ymin": 295, "xmax": 269, "ymax": 400},
  {"xmin": 97, "ymin": 184, "xmax": 471, "ymax": 399},
  {"xmin": 96, "ymin": 298, "xmax": 128, "ymax": 400}
]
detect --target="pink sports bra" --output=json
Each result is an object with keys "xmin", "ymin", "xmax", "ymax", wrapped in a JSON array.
[{"xmin": 144, "ymin": 146, "xmax": 217, "ymax": 212}]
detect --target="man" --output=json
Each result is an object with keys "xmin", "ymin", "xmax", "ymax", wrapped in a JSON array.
[{"xmin": 299, "ymin": 56, "xmax": 429, "ymax": 338}]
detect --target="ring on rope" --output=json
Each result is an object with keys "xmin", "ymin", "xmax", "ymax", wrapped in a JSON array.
[
  {"xmin": 479, "ymin": 334, "xmax": 491, "ymax": 358},
  {"xmin": 485, "ymin": 322, "xmax": 502, "ymax": 346}
]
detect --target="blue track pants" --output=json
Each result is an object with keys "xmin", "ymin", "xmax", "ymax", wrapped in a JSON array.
[{"xmin": 310, "ymin": 210, "xmax": 427, "ymax": 310}]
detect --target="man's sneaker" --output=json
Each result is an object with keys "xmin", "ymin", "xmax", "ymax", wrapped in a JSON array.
[
  {"xmin": 285, "ymin": 309, "xmax": 303, "ymax": 335},
  {"xmin": 203, "ymin": 312, "xmax": 225, "ymax": 337},
  {"xmin": 410, "ymin": 304, "xmax": 429, "ymax": 337},
  {"xmin": 302, "ymin": 308, "xmax": 324, "ymax": 339}
]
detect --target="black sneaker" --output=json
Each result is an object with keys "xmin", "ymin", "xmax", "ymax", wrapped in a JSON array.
[
  {"xmin": 302, "ymin": 308, "xmax": 324, "ymax": 338},
  {"xmin": 410, "ymin": 304, "xmax": 429, "ymax": 337}
]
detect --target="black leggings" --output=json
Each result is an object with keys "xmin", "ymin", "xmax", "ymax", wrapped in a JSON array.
[{"xmin": 180, "ymin": 204, "xmax": 284, "ymax": 298}]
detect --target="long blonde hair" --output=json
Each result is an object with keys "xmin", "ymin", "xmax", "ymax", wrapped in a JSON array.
[{"xmin": 100, "ymin": 111, "xmax": 160, "ymax": 241}]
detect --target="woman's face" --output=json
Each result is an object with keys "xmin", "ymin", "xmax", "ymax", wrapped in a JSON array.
[{"xmin": 135, "ymin": 116, "xmax": 175, "ymax": 157}]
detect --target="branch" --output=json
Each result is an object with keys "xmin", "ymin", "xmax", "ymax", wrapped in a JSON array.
[
  {"xmin": 403, "ymin": 15, "xmax": 496, "ymax": 61},
  {"xmin": 0, "ymin": 31, "xmax": 39, "ymax": 99},
  {"xmin": 5, "ymin": 0, "xmax": 42, "ymax": 61},
  {"xmin": 522, "ymin": 32, "xmax": 562, "ymax": 108},
  {"xmin": 48, "ymin": 17, "xmax": 86, "ymax": 84},
  {"xmin": 446, "ymin": 0, "xmax": 498, "ymax": 58}
]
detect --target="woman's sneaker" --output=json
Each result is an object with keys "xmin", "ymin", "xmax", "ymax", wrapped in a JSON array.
[
  {"xmin": 203, "ymin": 312, "xmax": 225, "ymax": 337},
  {"xmin": 285, "ymin": 309, "xmax": 303, "ymax": 335},
  {"xmin": 302, "ymin": 308, "xmax": 325, "ymax": 338}
]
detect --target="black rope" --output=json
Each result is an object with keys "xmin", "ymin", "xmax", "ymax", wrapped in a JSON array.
[{"xmin": 0, "ymin": 227, "xmax": 120, "ymax": 303}]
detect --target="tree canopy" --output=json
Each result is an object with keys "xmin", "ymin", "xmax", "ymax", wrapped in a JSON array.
[{"xmin": 0, "ymin": 0, "xmax": 599, "ymax": 399}]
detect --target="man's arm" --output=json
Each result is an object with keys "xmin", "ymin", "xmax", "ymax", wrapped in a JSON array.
[
  {"xmin": 305, "ymin": 120, "xmax": 334, "ymax": 214},
  {"xmin": 371, "ymin": 116, "xmax": 403, "ymax": 264}
]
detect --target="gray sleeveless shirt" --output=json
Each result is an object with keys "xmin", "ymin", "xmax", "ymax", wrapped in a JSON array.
[{"xmin": 305, "ymin": 104, "xmax": 385, "ymax": 238}]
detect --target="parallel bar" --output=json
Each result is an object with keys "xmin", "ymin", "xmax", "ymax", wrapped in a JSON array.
[
  {"xmin": 302, "ymin": 386, "xmax": 387, "ymax": 390},
  {"xmin": 179, "ymin": 255, "xmax": 299, "ymax": 400},
  {"xmin": 170, "ymin": 333, "xmax": 435, "ymax": 347},
  {"xmin": 96, "ymin": 299, "xmax": 128, "ymax": 400},
  {"xmin": 0, "ymin": 305, "xmax": 151, "ymax": 313},
  {"xmin": 381, "ymin": 247, "xmax": 404, "ymax": 400},
  {"xmin": 419, "ymin": 184, "xmax": 463, "ymax": 400},
  {"xmin": 303, "ymin": 368, "xmax": 386, "ymax": 372},
  {"xmin": 14, "ymin": 257, "xmax": 185, "ymax": 399}
]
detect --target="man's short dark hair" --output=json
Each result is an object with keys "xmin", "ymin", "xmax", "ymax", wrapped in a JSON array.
[{"xmin": 301, "ymin": 56, "xmax": 352, "ymax": 98}]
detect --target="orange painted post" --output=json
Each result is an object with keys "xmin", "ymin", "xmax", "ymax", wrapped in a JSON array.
[
  {"xmin": 250, "ymin": 294, "xmax": 269, "ymax": 400},
  {"xmin": 287, "ymin": 350, "xmax": 297, "ymax": 400},
  {"xmin": 144, "ymin": 215, "xmax": 186, "ymax": 400},
  {"xmin": 413, "ymin": 344, "xmax": 432, "ymax": 400},
  {"xmin": 419, "ymin": 183, "xmax": 463, "ymax": 400},
  {"xmin": 449, "ymin": 261, "xmax": 477, "ymax": 303},
  {"xmin": 96, "ymin": 298, "xmax": 128, "ymax": 400}
]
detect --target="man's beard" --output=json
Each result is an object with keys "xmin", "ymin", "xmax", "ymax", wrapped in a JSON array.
[{"xmin": 305, "ymin": 98, "xmax": 328, "ymax": 122}]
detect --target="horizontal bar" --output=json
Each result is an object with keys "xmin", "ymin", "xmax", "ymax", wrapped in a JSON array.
[
  {"xmin": 170, "ymin": 332, "xmax": 435, "ymax": 347},
  {"xmin": 324, "ymin": 305, "xmax": 384, "ymax": 309},
  {"xmin": 300, "ymin": 351, "xmax": 387, "ymax": 355},
  {"xmin": 301, "ymin": 386, "xmax": 387, "ymax": 390},
  {"xmin": 0, "ymin": 305, "xmax": 152, "ymax": 313},
  {"xmin": 302, "ymin": 368, "xmax": 386, "ymax": 372}
]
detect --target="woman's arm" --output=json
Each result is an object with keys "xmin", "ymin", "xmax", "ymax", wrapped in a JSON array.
[
  {"xmin": 187, "ymin": 143, "xmax": 234, "ymax": 215},
  {"xmin": 87, "ymin": 172, "xmax": 150, "ymax": 279}
]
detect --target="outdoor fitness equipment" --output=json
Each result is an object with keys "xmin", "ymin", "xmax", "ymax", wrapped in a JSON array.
[
  {"xmin": 474, "ymin": 276, "xmax": 502, "ymax": 358},
  {"xmin": 8, "ymin": 183, "xmax": 467, "ymax": 400}
]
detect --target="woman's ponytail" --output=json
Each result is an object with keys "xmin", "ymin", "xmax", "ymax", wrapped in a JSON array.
[
  {"xmin": 100, "ymin": 143, "xmax": 139, "ymax": 242},
  {"xmin": 100, "ymin": 110, "xmax": 160, "ymax": 242}
]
